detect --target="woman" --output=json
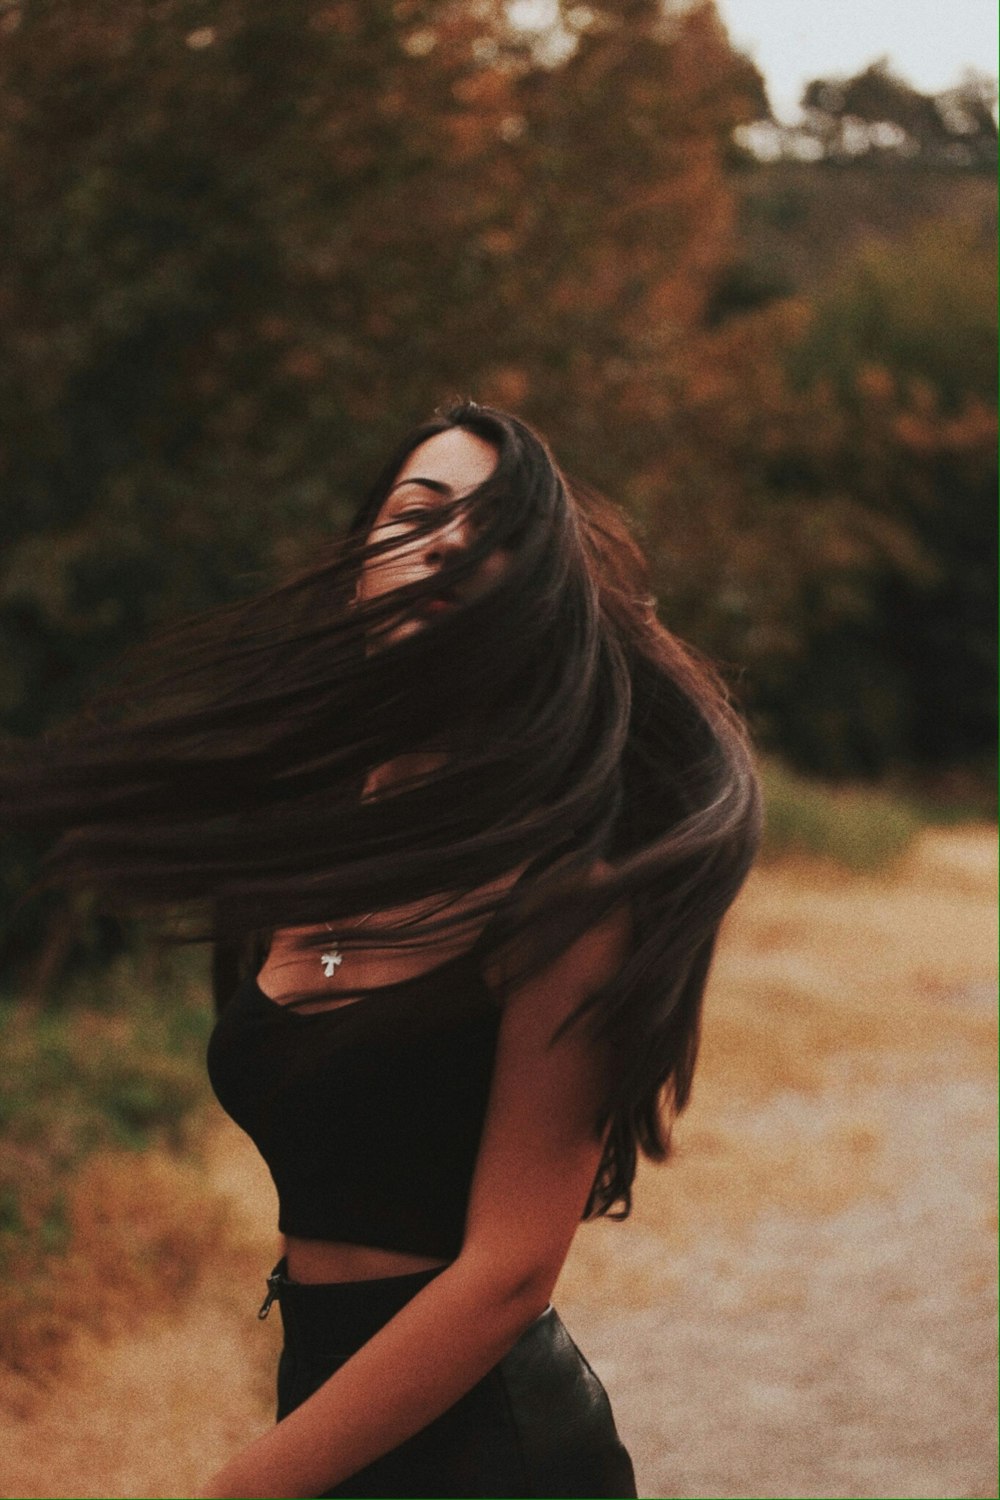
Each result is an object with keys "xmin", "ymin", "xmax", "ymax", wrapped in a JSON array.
[{"xmin": 3, "ymin": 403, "xmax": 761, "ymax": 1498}]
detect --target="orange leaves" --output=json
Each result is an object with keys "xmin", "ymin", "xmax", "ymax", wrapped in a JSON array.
[
  {"xmin": 893, "ymin": 397, "xmax": 998, "ymax": 458},
  {"xmin": 2, "ymin": 0, "xmax": 990, "ymax": 776}
]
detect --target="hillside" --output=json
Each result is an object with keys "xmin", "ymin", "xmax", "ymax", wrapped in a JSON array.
[{"xmin": 717, "ymin": 163, "xmax": 997, "ymax": 314}]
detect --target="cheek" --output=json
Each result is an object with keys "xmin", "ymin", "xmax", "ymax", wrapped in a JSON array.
[
  {"xmin": 357, "ymin": 534, "xmax": 421, "ymax": 599},
  {"xmin": 480, "ymin": 548, "xmax": 512, "ymax": 586}
]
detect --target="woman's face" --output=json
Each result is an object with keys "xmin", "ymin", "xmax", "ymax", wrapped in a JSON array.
[{"xmin": 356, "ymin": 427, "xmax": 506, "ymax": 644}]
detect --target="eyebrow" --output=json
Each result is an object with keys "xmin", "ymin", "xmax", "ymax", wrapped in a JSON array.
[{"xmin": 388, "ymin": 477, "xmax": 454, "ymax": 498}]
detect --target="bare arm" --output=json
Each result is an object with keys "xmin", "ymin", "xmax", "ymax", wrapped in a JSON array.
[{"xmin": 202, "ymin": 912, "xmax": 626, "ymax": 1499}]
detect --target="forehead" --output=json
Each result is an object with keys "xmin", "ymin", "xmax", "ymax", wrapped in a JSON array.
[{"xmin": 390, "ymin": 428, "xmax": 498, "ymax": 497}]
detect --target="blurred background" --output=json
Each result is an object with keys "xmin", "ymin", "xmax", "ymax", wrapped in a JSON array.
[{"xmin": 0, "ymin": 2, "xmax": 995, "ymax": 1497}]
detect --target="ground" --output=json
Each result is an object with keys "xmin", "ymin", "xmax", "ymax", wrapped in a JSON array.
[{"xmin": 1, "ymin": 826, "xmax": 996, "ymax": 1499}]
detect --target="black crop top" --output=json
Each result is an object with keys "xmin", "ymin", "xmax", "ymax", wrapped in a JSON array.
[{"xmin": 206, "ymin": 955, "xmax": 501, "ymax": 1260}]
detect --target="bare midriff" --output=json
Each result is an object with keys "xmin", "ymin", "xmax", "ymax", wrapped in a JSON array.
[{"xmin": 283, "ymin": 1234, "xmax": 449, "ymax": 1284}]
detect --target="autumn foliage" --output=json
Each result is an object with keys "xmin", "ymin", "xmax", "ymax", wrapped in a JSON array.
[{"xmin": 0, "ymin": 2, "xmax": 994, "ymax": 916}]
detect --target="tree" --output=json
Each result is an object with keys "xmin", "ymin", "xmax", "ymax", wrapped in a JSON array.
[
  {"xmin": 0, "ymin": 0, "xmax": 762, "ymax": 979},
  {"xmin": 476, "ymin": 0, "xmax": 767, "ymax": 494},
  {"xmin": 799, "ymin": 58, "xmax": 998, "ymax": 170},
  {"xmin": 0, "ymin": 0, "xmax": 761, "ymax": 733},
  {"xmin": 0, "ymin": 0, "xmax": 516, "ymax": 725},
  {"xmin": 641, "ymin": 215, "xmax": 997, "ymax": 775}
]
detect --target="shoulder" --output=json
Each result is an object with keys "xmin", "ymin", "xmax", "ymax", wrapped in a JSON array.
[{"xmin": 486, "ymin": 857, "xmax": 631, "ymax": 1023}]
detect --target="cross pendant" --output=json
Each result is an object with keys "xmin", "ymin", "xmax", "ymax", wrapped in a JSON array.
[{"xmin": 320, "ymin": 947, "xmax": 343, "ymax": 978}]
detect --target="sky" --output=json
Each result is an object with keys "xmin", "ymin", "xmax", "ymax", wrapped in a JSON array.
[{"xmin": 713, "ymin": 0, "xmax": 998, "ymax": 119}]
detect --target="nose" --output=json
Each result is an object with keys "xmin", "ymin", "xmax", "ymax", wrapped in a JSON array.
[{"xmin": 423, "ymin": 508, "xmax": 473, "ymax": 564}]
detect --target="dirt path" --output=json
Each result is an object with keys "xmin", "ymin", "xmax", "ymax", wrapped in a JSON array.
[{"xmin": 1, "ymin": 827, "xmax": 996, "ymax": 1499}]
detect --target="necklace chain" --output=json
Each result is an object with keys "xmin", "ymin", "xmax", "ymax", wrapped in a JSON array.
[{"xmin": 320, "ymin": 912, "xmax": 376, "ymax": 978}]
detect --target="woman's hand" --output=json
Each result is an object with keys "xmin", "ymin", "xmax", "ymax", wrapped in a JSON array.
[{"xmin": 198, "ymin": 1420, "xmax": 326, "ymax": 1500}]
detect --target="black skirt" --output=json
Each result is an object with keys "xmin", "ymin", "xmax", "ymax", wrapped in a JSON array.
[{"xmin": 264, "ymin": 1260, "xmax": 637, "ymax": 1499}]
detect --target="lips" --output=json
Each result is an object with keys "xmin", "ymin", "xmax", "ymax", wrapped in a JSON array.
[{"xmin": 418, "ymin": 585, "xmax": 461, "ymax": 616}]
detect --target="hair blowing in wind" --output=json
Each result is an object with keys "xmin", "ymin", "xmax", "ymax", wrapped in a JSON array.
[{"xmin": 0, "ymin": 403, "xmax": 761, "ymax": 1216}]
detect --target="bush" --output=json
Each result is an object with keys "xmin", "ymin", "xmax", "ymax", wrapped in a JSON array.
[
  {"xmin": 759, "ymin": 760, "xmax": 924, "ymax": 870},
  {"xmin": 0, "ymin": 948, "xmax": 212, "ymax": 1273}
]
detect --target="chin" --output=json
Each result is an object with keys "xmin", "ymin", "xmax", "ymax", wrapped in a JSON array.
[
  {"xmin": 390, "ymin": 618, "xmax": 427, "ymax": 642},
  {"xmin": 366, "ymin": 614, "xmax": 426, "ymax": 653}
]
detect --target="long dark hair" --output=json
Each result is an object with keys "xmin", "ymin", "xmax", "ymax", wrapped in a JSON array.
[{"xmin": 1, "ymin": 402, "xmax": 761, "ymax": 1217}]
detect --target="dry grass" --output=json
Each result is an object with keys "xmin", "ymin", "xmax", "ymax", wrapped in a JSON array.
[
  {"xmin": 556, "ymin": 825, "xmax": 998, "ymax": 1310},
  {"xmin": 1, "ymin": 1142, "xmax": 234, "ymax": 1413},
  {"xmin": 0, "ymin": 1127, "xmax": 283, "ymax": 1499},
  {"xmin": 0, "ymin": 945, "xmax": 225, "ymax": 1403}
]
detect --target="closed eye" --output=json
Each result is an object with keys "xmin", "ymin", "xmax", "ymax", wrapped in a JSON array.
[{"xmin": 383, "ymin": 483, "xmax": 487, "ymax": 536}]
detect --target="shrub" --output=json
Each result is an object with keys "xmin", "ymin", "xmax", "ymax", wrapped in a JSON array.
[{"xmin": 759, "ymin": 760, "xmax": 924, "ymax": 870}]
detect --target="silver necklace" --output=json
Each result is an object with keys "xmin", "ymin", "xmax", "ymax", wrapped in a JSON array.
[{"xmin": 320, "ymin": 913, "xmax": 376, "ymax": 977}]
